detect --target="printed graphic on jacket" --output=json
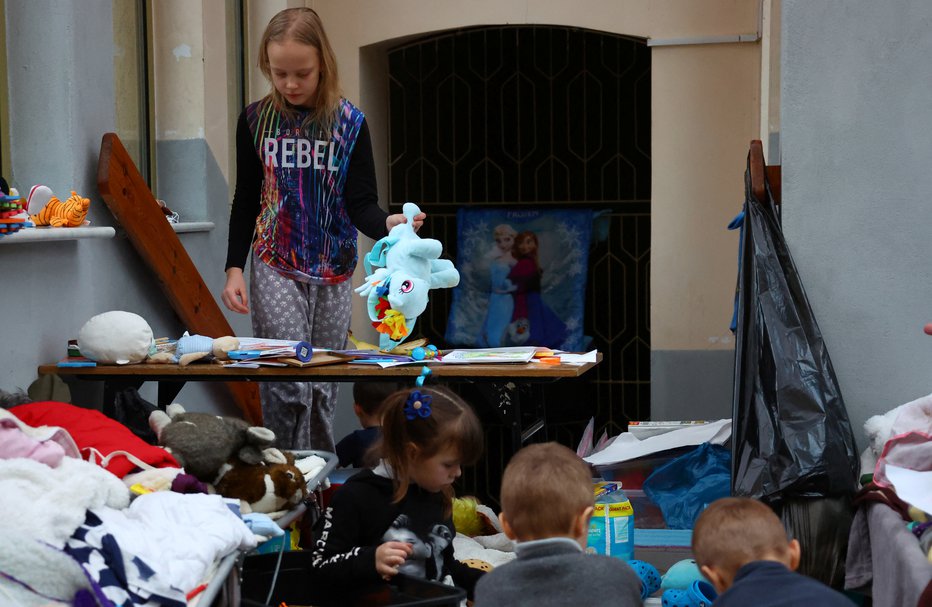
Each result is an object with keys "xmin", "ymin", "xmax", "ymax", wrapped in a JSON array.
[{"xmin": 382, "ymin": 513, "xmax": 453, "ymax": 581}]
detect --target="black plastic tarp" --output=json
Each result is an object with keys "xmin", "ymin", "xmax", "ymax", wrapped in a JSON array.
[{"xmin": 731, "ymin": 151, "xmax": 860, "ymax": 502}]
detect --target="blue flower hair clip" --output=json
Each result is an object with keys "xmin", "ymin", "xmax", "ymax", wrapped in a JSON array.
[{"xmin": 404, "ymin": 390, "xmax": 433, "ymax": 420}]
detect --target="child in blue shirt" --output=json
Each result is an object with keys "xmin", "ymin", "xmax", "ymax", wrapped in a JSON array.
[
  {"xmin": 692, "ymin": 497, "xmax": 853, "ymax": 606},
  {"xmin": 335, "ymin": 381, "xmax": 399, "ymax": 468}
]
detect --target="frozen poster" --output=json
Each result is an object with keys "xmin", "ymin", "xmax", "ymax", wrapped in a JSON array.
[{"xmin": 445, "ymin": 208, "xmax": 593, "ymax": 351}]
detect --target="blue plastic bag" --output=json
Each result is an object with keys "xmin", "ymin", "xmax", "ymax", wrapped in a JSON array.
[{"xmin": 642, "ymin": 443, "xmax": 731, "ymax": 529}]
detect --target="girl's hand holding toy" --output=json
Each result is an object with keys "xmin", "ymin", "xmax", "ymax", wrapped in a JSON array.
[{"xmin": 376, "ymin": 541, "xmax": 414, "ymax": 580}]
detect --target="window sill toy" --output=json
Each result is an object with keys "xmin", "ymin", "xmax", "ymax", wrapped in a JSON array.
[
  {"xmin": 149, "ymin": 403, "xmax": 278, "ymax": 483},
  {"xmin": 77, "ymin": 310, "xmax": 159, "ymax": 365},
  {"xmin": 0, "ymin": 189, "xmax": 32, "ymax": 237},
  {"xmin": 28, "ymin": 186, "xmax": 90, "ymax": 227},
  {"xmin": 356, "ymin": 202, "xmax": 460, "ymax": 351}
]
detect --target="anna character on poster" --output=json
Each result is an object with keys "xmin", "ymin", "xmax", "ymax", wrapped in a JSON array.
[{"xmin": 507, "ymin": 231, "xmax": 566, "ymax": 348}]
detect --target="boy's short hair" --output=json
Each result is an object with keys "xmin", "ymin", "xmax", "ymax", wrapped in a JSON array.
[
  {"xmin": 500, "ymin": 442, "xmax": 593, "ymax": 540},
  {"xmin": 692, "ymin": 497, "xmax": 791, "ymax": 574},
  {"xmin": 352, "ymin": 381, "xmax": 401, "ymax": 416}
]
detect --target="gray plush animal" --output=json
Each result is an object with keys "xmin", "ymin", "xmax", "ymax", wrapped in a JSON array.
[{"xmin": 149, "ymin": 403, "xmax": 279, "ymax": 482}]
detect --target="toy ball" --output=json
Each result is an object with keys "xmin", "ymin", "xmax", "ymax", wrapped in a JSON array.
[
  {"xmin": 411, "ymin": 344, "xmax": 440, "ymax": 361},
  {"xmin": 452, "ymin": 496, "xmax": 485, "ymax": 537},
  {"xmin": 661, "ymin": 558, "xmax": 705, "ymax": 591},
  {"xmin": 626, "ymin": 559, "xmax": 661, "ymax": 599}
]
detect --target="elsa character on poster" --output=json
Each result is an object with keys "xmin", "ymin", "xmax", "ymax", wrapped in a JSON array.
[{"xmin": 476, "ymin": 224, "xmax": 517, "ymax": 347}]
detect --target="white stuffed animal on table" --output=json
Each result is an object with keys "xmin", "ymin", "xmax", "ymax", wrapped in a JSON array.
[
  {"xmin": 77, "ymin": 310, "xmax": 157, "ymax": 365},
  {"xmin": 355, "ymin": 202, "xmax": 460, "ymax": 350}
]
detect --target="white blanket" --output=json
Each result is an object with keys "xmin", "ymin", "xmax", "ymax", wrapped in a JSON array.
[
  {"xmin": 0, "ymin": 456, "xmax": 129, "ymax": 547},
  {"xmin": 90, "ymin": 491, "xmax": 257, "ymax": 595}
]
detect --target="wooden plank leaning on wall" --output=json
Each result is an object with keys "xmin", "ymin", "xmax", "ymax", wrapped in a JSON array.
[{"xmin": 97, "ymin": 132, "xmax": 262, "ymax": 424}]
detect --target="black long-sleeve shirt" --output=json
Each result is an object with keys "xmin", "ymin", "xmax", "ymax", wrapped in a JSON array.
[{"xmin": 310, "ymin": 467, "xmax": 484, "ymax": 600}]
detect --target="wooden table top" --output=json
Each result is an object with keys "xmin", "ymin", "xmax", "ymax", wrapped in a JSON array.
[{"xmin": 39, "ymin": 353, "xmax": 601, "ymax": 383}]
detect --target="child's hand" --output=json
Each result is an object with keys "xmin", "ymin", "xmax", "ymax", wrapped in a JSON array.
[
  {"xmin": 221, "ymin": 268, "xmax": 249, "ymax": 314},
  {"xmin": 386, "ymin": 212, "xmax": 426, "ymax": 232},
  {"xmin": 376, "ymin": 541, "xmax": 413, "ymax": 580}
]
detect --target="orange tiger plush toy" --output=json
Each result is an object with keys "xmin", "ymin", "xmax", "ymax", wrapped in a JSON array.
[{"xmin": 30, "ymin": 190, "xmax": 90, "ymax": 227}]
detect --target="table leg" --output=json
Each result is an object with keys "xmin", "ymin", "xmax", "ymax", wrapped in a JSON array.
[
  {"xmin": 157, "ymin": 381, "xmax": 186, "ymax": 408},
  {"xmin": 475, "ymin": 382, "xmax": 548, "ymax": 455},
  {"xmin": 102, "ymin": 379, "xmax": 144, "ymax": 419}
]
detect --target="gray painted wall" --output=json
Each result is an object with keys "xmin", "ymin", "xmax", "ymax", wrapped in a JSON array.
[
  {"xmin": 781, "ymin": 0, "xmax": 932, "ymax": 446},
  {"xmin": 156, "ymin": 140, "xmax": 211, "ymax": 222},
  {"xmin": 651, "ymin": 350, "xmax": 734, "ymax": 422},
  {"xmin": 1, "ymin": 0, "xmax": 249, "ymax": 416}
]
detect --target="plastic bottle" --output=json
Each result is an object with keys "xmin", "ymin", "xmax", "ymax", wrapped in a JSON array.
[{"xmin": 586, "ymin": 481, "xmax": 635, "ymax": 561}]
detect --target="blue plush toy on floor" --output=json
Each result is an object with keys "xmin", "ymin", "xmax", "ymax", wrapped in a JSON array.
[
  {"xmin": 626, "ymin": 558, "xmax": 717, "ymax": 606},
  {"xmin": 660, "ymin": 559, "xmax": 717, "ymax": 607}
]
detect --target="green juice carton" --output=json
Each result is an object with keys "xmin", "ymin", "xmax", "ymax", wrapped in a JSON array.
[{"xmin": 587, "ymin": 481, "xmax": 635, "ymax": 560}]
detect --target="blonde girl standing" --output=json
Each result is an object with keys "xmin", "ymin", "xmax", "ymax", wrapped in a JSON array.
[{"xmin": 221, "ymin": 8, "xmax": 424, "ymax": 450}]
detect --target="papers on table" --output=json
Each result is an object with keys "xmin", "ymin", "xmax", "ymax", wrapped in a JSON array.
[
  {"xmin": 347, "ymin": 347, "xmax": 601, "ymax": 369},
  {"xmin": 228, "ymin": 338, "xmax": 308, "ymax": 361},
  {"xmin": 224, "ymin": 360, "xmax": 289, "ymax": 368},
  {"xmin": 543, "ymin": 350, "xmax": 597, "ymax": 365},
  {"xmin": 440, "ymin": 346, "xmax": 543, "ymax": 364}
]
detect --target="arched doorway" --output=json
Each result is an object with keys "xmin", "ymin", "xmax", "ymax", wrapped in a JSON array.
[{"xmin": 387, "ymin": 25, "xmax": 651, "ymax": 503}]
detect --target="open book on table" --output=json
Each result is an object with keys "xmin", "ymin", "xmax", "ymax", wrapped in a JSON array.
[
  {"xmin": 434, "ymin": 346, "xmax": 549, "ymax": 364},
  {"xmin": 350, "ymin": 346, "xmax": 556, "ymax": 368}
]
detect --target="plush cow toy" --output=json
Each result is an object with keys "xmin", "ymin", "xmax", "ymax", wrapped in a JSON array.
[{"xmin": 356, "ymin": 202, "xmax": 460, "ymax": 350}]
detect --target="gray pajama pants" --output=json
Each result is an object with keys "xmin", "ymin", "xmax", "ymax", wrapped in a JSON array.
[{"xmin": 249, "ymin": 253, "xmax": 352, "ymax": 451}]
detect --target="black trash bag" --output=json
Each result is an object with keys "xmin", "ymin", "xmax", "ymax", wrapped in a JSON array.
[
  {"xmin": 731, "ymin": 151, "xmax": 860, "ymax": 502},
  {"xmin": 111, "ymin": 387, "xmax": 159, "ymax": 444}
]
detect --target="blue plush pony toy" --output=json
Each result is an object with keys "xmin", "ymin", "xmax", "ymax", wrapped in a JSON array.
[{"xmin": 355, "ymin": 202, "xmax": 460, "ymax": 350}]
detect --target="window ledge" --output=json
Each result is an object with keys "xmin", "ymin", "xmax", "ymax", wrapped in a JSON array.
[
  {"xmin": 0, "ymin": 226, "xmax": 116, "ymax": 244},
  {"xmin": 172, "ymin": 221, "xmax": 214, "ymax": 233}
]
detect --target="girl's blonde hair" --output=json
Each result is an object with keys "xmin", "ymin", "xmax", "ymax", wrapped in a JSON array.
[
  {"xmin": 380, "ymin": 386, "xmax": 484, "ymax": 516},
  {"xmin": 489, "ymin": 223, "xmax": 517, "ymax": 259},
  {"xmin": 493, "ymin": 224, "xmax": 517, "ymax": 240},
  {"xmin": 258, "ymin": 7, "xmax": 342, "ymax": 135}
]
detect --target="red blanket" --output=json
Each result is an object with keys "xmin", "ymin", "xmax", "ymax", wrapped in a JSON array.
[{"xmin": 11, "ymin": 401, "xmax": 178, "ymax": 477}]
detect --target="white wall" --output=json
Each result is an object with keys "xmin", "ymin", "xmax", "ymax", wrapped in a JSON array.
[{"xmin": 781, "ymin": 0, "xmax": 932, "ymax": 442}]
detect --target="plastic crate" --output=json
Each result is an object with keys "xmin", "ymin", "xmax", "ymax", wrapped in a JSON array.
[
  {"xmin": 626, "ymin": 489, "xmax": 667, "ymax": 529},
  {"xmin": 594, "ymin": 447, "xmax": 692, "ymax": 490},
  {"xmin": 241, "ymin": 551, "xmax": 466, "ymax": 607}
]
